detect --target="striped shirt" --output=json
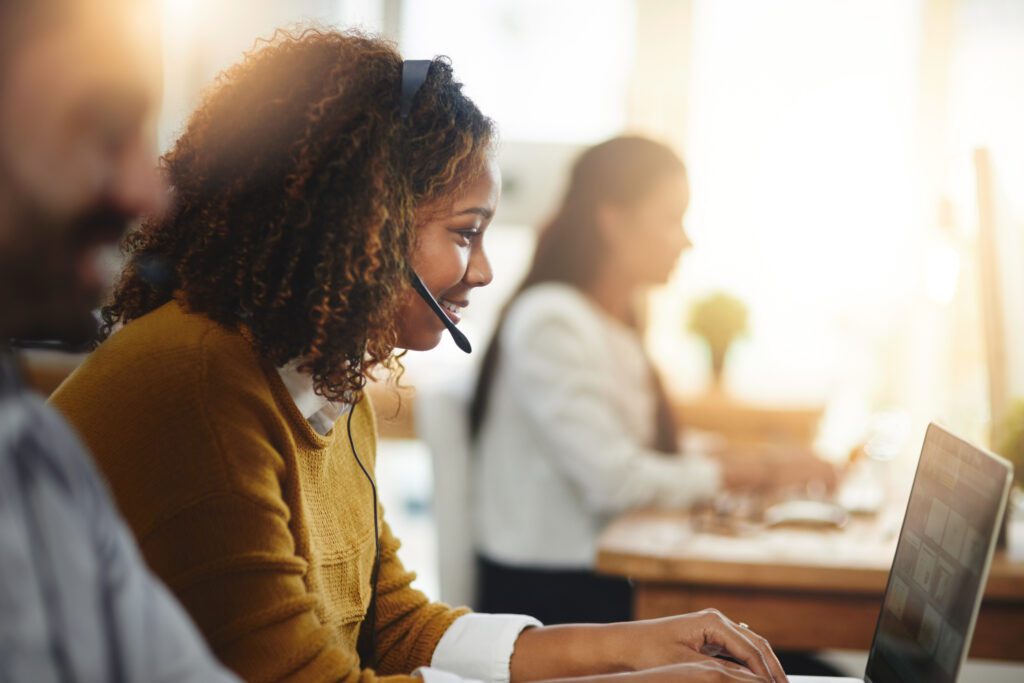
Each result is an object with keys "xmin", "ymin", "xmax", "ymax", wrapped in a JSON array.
[{"xmin": 0, "ymin": 351, "xmax": 236, "ymax": 683}]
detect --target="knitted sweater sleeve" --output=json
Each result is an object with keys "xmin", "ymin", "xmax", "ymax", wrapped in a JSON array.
[
  {"xmin": 136, "ymin": 462, "xmax": 442, "ymax": 683},
  {"xmin": 371, "ymin": 518, "xmax": 470, "ymax": 675}
]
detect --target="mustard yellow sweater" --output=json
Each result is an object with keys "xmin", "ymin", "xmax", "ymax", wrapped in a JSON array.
[{"xmin": 50, "ymin": 301, "xmax": 467, "ymax": 683}]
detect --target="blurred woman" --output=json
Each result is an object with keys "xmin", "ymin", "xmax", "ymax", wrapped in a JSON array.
[
  {"xmin": 51, "ymin": 33, "xmax": 785, "ymax": 683},
  {"xmin": 471, "ymin": 136, "xmax": 835, "ymax": 625}
]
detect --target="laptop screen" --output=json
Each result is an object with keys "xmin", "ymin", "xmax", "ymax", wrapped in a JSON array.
[{"xmin": 864, "ymin": 424, "xmax": 1011, "ymax": 683}]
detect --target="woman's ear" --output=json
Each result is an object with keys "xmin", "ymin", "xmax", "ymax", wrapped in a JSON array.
[{"xmin": 595, "ymin": 202, "xmax": 626, "ymax": 249}]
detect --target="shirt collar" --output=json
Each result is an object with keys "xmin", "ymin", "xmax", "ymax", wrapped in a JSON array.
[
  {"xmin": 277, "ymin": 361, "xmax": 356, "ymax": 439},
  {"xmin": 276, "ymin": 360, "xmax": 331, "ymax": 420}
]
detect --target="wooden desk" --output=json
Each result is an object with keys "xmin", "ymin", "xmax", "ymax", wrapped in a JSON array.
[{"xmin": 596, "ymin": 508, "xmax": 1024, "ymax": 661}]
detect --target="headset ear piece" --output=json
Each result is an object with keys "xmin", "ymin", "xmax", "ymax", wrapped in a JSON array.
[
  {"xmin": 409, "ymin": 270, "xmax": 472, "ymax": 353},
  {"xmin": 400, "ymin": 60, "xmax": 431, "ymax": 120}
]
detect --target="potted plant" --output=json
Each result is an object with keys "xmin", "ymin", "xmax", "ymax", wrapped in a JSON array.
[{"xmin": 688, "ymin": 291, "xmax": 749, "ymax": 391}]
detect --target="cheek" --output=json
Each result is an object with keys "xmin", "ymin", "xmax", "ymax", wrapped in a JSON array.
[
  {"xmin": 653, "ymin": 234, "xmax": 681, "ymax": 270},
  {"xmin": 9, "ymin": 106, "xmax": 100, "ymax": 216},
  {"xmin": 394, "ymin": 287, "xmax": 445, "ymax": 350},
  {"xmin": 629, "ymin": 227, "xmax": 680, "ymax": 279},
  {"xmin": 416, "ymin": 243, "xmax": 469, "ymax": 291}
]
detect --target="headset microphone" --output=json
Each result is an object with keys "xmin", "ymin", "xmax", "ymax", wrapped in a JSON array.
[{"xmin": 409, "ymin": 271, "xmax": 472, "ymax": 353}]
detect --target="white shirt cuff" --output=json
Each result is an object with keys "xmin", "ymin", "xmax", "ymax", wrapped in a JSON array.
[
  {"xmin": 646, "ymin": 453, "xmax": 722, "ymax": 509},
  {"xmin": 414, "ymin": 668, "xmax": 484, "ymax": 683},
  {"xmin": 425, "ymin": 613, "xmax": 542, "ymax": 683}
]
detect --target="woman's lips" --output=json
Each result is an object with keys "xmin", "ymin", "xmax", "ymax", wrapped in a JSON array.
[{"xmin": 439, "ymin": 298, "xmax": 467, "ymax": 324}]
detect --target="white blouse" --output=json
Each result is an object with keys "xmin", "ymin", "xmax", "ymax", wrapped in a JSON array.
[{"xmin": 473, "ymin": 283, "xmax": 721, "ymax": 569}]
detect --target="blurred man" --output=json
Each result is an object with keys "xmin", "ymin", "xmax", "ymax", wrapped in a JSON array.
[{"xmin": 0, "ymin": 0, "xmax": 236, "ymax": 679}]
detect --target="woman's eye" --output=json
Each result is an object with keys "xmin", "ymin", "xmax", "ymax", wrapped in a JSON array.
[{"xmin": 455, "ymin": 229, "xmax": 480, "ymax": 245}]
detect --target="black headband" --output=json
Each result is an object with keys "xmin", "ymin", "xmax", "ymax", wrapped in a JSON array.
[{"xmin": 400, "ymin": 59, "xmax": 431, "ymax": 120}]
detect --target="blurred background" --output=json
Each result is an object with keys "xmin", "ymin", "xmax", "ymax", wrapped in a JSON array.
[
  {"xmin": 71, "ymin": 0, "xmax": 1024, "ymax": 677},
  {"xmin": 158, "ymin": 0, "xmax": 1023, "ymax": 447}
]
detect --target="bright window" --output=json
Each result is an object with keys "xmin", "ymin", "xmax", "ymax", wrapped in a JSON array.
[{"xmin": 400, "ymin": 0, "xmax": 635, "ymax": 143}]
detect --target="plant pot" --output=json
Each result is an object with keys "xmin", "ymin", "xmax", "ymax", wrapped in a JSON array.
[{"xmin": 709, "ymin": 344, "xmax": 728, "ymax": 389}]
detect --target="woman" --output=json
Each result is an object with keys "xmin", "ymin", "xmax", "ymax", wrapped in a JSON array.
[
  {"xmin": 471, "ymin": 137, "xmax": 836, "ymax": 625},
  {"xmin": 51, "ymin": 31, "xmax": 785, "ymax": 683}
]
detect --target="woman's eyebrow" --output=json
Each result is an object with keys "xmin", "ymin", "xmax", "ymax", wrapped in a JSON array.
[{"xmin": 453, "ymin": 207, "xmax": 494, "ymax": 220}]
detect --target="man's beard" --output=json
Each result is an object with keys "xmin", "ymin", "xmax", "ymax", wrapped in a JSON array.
[{"xmin": 0, "ymin": 195, "xmax": 133, "ymax": 347}]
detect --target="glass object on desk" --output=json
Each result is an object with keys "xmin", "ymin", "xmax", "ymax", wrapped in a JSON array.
[
  {"xmin": 691, "ymin": 490, "xmax": 764, "ymax": 537},
  {"xmin": 838, "ymin": 410, "xmax": 912, "ymax": 515}
]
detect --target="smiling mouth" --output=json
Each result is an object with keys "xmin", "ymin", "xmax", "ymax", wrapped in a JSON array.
[{"xmin": 439, "ymin": 298, "xmax": 466, "ymax": 323}]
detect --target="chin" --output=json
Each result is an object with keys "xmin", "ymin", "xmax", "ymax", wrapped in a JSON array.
[
  {"xmin": 653, "ymin": 267, "xmax": 676, "ymax": 285},
  {"xmin": 398, "ymin": 330, "xmax": 444, "ymax": 352}
]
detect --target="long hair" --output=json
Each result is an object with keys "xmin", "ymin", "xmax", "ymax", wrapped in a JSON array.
[
  {"xmin": 469, "ymin": 136, "xmax": 685, "ymax": 450},
  {"xmin": 99, "ymin": 28, "xmax": 494, "ymax": 402}
]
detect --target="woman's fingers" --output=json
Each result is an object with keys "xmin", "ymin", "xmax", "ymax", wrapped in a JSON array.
[
  {"xmin": 669, "ymin": 659, "xmax": 769, "ymax": 682},
  {"xmin": 691, "ymin": 652, "xmax": 771, "ymax": 681},
  {"xmin": 733, "ymin": 626, "xmax": 787, "ymax": 683},
  {"xmin": 694, "ymin": 610, "xmax": 787, "ymax": 683},
  {"xmin": 693, "ymin": 612, "xmax": 769, "ymax": 677}
]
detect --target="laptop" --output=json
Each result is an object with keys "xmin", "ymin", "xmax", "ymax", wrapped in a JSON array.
[{"xmin": 791, "ymin": 423, "xmax": 1014, "ymax": 683}]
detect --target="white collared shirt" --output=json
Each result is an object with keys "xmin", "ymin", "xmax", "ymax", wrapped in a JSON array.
[{"xmin": 275, "ymin": 364, "xmax": 540, "ymax": 683}]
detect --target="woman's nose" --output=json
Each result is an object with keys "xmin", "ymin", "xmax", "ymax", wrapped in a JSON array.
[{"xmin": 466, "ymin": 247, "xmax": 493, "ymax": 288}]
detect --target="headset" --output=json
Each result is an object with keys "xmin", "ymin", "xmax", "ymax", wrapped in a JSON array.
[{"xmin": 402, "ymin": 59, "xmax": 473, "ymax": 355}]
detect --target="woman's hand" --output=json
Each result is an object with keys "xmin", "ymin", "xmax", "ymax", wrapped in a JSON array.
[
  {"xmin": 542, "ymin": 659, "xmax": 771, "ymax": 683},
  {"xmin": 619, "ymin": 660, "xmax": 772, "ymax": 682},
  {"xmin": 510, "ymin": 609, "xmax": 787, "ymax": 683},
  {"xmin": 612, "ymin": 610, "xmax": 787, "ymax": 683},
  {"xmin": 719, "ymin": 445, "xmax": 839, "ymax": 494}
]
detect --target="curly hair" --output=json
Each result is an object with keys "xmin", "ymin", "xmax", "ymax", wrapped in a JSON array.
[{"xmin": 100, "ymin": 28, "xmax": 495, "ymax": 402}]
